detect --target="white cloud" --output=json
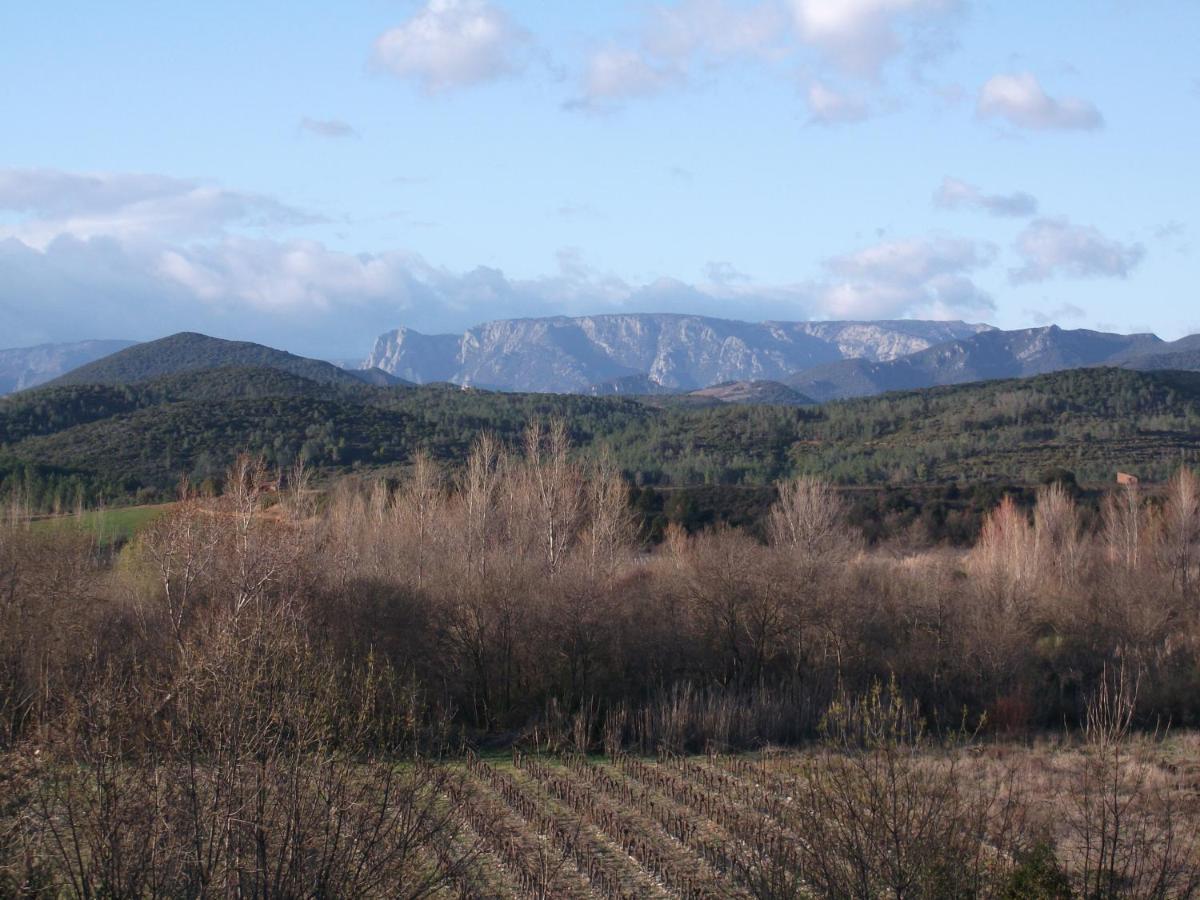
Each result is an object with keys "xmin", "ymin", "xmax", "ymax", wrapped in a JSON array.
[
  {"xmin": 789, "ymin": 0, "xmax": 959, "ymax": 79},
  {"xmin": 977, "ymin": 72, "xmax": 1103, "ymax": 130},
  {"xmin": 299, "ymin": 117, "xmax": 358, "ymax": 138},
  {"xmin": 645, "ymin": 0, "xmax": 788, "ymax": 62},
  {"xmin": 1011, "ymin": 218, "xmax": 1144, "ymax": 283},
  {"xmin": 565, "ymin": 0, "xmax": 963, "ymax": 115},
  {"xmin": 820, "ymin": 236, "xmax": 996, "ymax": 318},
  {"xmin": 0, "ymin": 168, "xmax": 320, "ymax": 248},
  {"xmin": 154, "ymin": 239, "xmax": 421, "ymax": 312},
  {"xmin": 806, "ymin": 81, "xmax": 869, "ymax": 123},
  {"xmin": 372, "ymin": 0, "xmax": 528, "ymax": 93},
  {"xmin": 826, "ymin": 236, "xmax": 992, "ymax": 282},
  {"xmin": 570, "ymin": 48, "xmax": 681, "ymax": 109},
  {"xmin": 0, "ymin": 235, "xmax": 419, "ymax": 355},
  {"xmin": 934, "ymin": 176, "xmax": 1038, "ymax": 217},
  {"xmin": 569, "ymin": 0, "xmax": 785, "ymax": 110}
]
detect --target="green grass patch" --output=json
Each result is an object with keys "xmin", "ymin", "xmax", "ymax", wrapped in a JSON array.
[{"xmin": 31, "ymin": 503, "xmax": 173, "ymax": 545}]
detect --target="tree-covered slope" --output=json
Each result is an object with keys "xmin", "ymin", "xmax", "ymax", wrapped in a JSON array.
[
  {"xmin": 792, "ymin": 366, "xmax": 1200, "ymax": 483},
  {"xmin": 3, "ymin": 364, "xmax": 1200, "ymax": 509}
]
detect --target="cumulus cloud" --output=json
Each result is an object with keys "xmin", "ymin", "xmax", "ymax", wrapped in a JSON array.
[
  {"xmin": 819, "ymin": 236, "xmax": 996, "ymax": 319},
  {"xmin": 0, "ymin": 168, "xmax": 320, "ymax": 248},
  {"xmin": 644, "ymin": 0, "xmax": 788, "ymax": 62},
  {"xmin": 789, "ymin": 0, "xmax": 960, "ymax": 79},
  {"xmin": 372, "ymin": 0, "xmax": 528, "ymax": 93},
  {"xmin": 0, "ymin": 235, "xmax": 418, "ymax": 356},
  {"xmin": 568, "ymin": 0, "xmax": 785, "ymax": 110},
  {"xmin": 1011, "ymin": 218, "xmax": 1144, "ymax": 283},
  {"xmin": 299, "ymin": 117, "xmax": 358, "ymax": 138},
  {"xmin": 568, "ymin": 48, "xmax": 681, "ymax": 109},
  {"xmin": 153, "ymin": 239, "xmax": 424, "ymax": 312},
  {"xmin": 933, "ymin": 176, "xmax": 1038, "ymax": 217},
  {"xmin": 569, "ymin": 0, "xmax": 775, "ymax": 110},
  {"xmin": 826, "ymin": 236, "xmax": 992, "ymax": 282},
  {"xmin": 977, "ymin": 72, "xmax": 1103, "ymax": 130},
  {"xmin": 806, "ymin": 81, "xmax": 870, "ymax": 123},
  {"xmin": 569, "ymin": 0, "xmax": 961, "ymax": 113}
]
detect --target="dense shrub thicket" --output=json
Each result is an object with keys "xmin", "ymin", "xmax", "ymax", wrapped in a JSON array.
[{"xmin": 5, "ymin": 423, "xmax": 1200, "ymax": 748}]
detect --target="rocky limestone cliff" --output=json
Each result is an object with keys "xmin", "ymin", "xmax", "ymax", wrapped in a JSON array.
[{"xmin": 363, "ymin": 314, "xmax": 991, "ymax": 392}]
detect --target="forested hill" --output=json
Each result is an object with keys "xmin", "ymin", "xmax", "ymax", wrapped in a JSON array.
[
  {"xmin": 2, "ymin": 364, "xmax": 1200, "ymax": 509},
  {"xmin": 46, "ymin": 332, "xmax": 406, "ymax": 390}
]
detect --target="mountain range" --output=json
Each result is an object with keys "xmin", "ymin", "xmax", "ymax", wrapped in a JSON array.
[
  {"xmin": 5, "ymin": 315, "xmax": 1200, "ymax": 404},
  {"xmin": 362, "ymin": 315, "xmax": 993, "ymax": 392},
  {"xmin": 360, "ymin": 315, "xmax": 1200, "ymax": 398},
  {"xmin": 786, "ymin": 326, "xmax": 1170, "ymax": 401}
]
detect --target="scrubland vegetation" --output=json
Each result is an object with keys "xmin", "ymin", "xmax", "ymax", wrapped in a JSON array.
[{"xmin": 4, "ymin": 420, "xmax": 1200, "ymax": 896}]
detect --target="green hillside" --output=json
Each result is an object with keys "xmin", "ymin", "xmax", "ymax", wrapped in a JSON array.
[
  {"xmin": 3, "ymin": 363, "xmax": 1200, "ymax": 511},
  {"xmin": 46, "ymin": 332, "xmax": 405, "ymax": 390},
  {"xmin": 798, "ymin": 366, "xmax": 1200, "ymax": 483}
]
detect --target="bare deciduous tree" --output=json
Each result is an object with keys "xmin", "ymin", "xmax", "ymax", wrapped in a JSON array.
[
  {"xmin": 523, "ymin": 419, "xmax": 585, "ymax": 575},
  {"xmin": 1035, "ymin": 481, "xmax": 1086, "ymax": 589},
  {"xmin": 139, "ymin": 477, "xmax": 219, "ymax": 646},
  {"xmin": 969, "ymin": 494, "xmax": 1038, "ymax": 611},
  {"xmin": 768, "ymin": 476, "xmax": 857, "ymax": 570},
  {"xmin": 460, "ymin": 433, "xmax": 502, "ymax": 577},
  {"xmin": 584, "ymin": 451, "xmax": 635, "ymax": 578},
  {"xmin": 221, "ymin": 454, "xmax": 300, "ymax": 618},
  {"xmin": 1103, "ymin": 482, "xmax": 1154, "ymax": 573},
  {"xmin": 1161, "ymin": 467, "xmax": 1200, "ymax": 602}
]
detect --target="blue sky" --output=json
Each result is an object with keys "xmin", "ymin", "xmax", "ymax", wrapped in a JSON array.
[{"xmin": 1, "ymin": 0, "xmax": 1197, "ymax": 357}]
